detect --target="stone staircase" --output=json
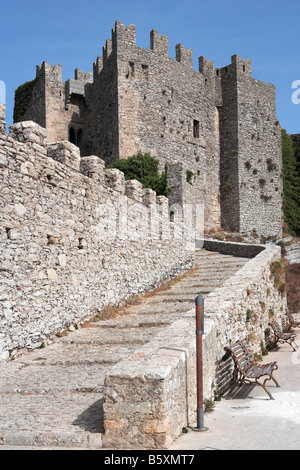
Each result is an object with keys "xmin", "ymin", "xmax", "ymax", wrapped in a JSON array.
[{"xmin": 0, "ymin": 249, "xmax": 249, "ymax": 449}]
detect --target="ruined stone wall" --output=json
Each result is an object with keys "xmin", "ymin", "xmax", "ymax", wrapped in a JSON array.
[
  {"xmin": 104, "ymin": 242, "xmax": 286, "ymax": 449},
  {"xmin": 0, "ymin": 116, "xmax": 195, "ymax": 361}
]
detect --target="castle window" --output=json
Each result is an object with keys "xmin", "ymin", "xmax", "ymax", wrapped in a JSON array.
[
  {"xmin": 142, "ymin": 64, "xmax": 149, "ymax": 79},
  {"xmin": 69, "ymin": 126, "xmax": 83, "ymax": 148},
  {"xmin": 129, "ymin": 62, "xmax": 135, "ymax": 77},
  {"xmin": 193, "ymin": 120, "xmax": 200, "ymax": 138},
  {"xmin": 69, "ymin": 127, "xmax": 76, "ymax": 145}
]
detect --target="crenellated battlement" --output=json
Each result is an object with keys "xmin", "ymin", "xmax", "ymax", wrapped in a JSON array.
[
  {"xmin": 175, "ymin": 43, "xmax": 193, "ymax": 67},
  {"xmin": 36, "ymin": 61, "xmax": 62, "ymax": 82},
  {"xmin": 112, "ymin": 20, "xmax": 136, "ymax": 51},
  {"xmin": 29, "ymin": 22, "xmax": 254, "ymax": 99},
  {"xmin": 215, "ymin": 54, "xmax": 252, "ymax": 78},
  {"xmin": 150, "ymin": 29, "xmax": 169, "ymax": 56}
]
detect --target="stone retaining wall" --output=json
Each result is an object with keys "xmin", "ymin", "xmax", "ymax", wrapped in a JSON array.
[{"xmin": 103, "ymin": 243, "xmax": 286, "ymax": 449}]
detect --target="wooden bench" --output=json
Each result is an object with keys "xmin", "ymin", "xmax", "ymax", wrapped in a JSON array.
[
  {"xmin": 269, "ymin": 320, "xmax": 298, "ymax": 352},
  {"xmin": 224, "ymin": 340, "xmax": 279, "ymax": 400},
  {"xmin": 286, "ymin": 310, "xmax": 300, "ymax": 330}
]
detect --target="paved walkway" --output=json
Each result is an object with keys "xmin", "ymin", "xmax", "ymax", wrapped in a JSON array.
[
  {"xmin": 170, "ymin": 331, "xmax": 300, "ymax": 450},
  {"xmin": 0, "ymin": 250, "xmax": 248, "ymax": 449}
]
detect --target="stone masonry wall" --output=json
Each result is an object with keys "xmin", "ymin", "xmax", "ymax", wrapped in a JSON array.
[
  {"xmin": 113, "ymin": 22, "xmax": 221, "ymax": 231},
  {"xmin": 0, "ymin": 116, "xmax": 195, "ymax": 361},
  {"xmin": 103, "ymin": 242, "xmax": 286, "ymax": 449}
]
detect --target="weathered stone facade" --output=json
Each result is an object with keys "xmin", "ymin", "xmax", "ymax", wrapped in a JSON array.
[
  {"xmin": 0, "ymin": 115, "xmax": 195, "ymax": 361},
  {"xmin": 19, "ymin": 20, "xmax": 282, "ymax": 238}
]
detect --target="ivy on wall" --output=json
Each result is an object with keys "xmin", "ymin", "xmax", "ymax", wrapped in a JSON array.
[{"xmin": 13, "ymin": 77, "xmax": 39, "ymax": 124}]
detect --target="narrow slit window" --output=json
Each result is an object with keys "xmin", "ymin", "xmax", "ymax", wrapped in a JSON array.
[
  {"xmin": 142, "ymin": 64, "xmax": 149, "ymax": 79},
  {"xmin": 193, "ymin": 120, "xmax": 200, "ymax": 138}
]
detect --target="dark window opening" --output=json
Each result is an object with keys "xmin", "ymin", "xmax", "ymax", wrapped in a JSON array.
[
  {"xmin": 142, "ymin": 64, "xmax": 149, "ymax": 78},
  {"xmin": 77, "ymin": 129, "xmax": 83, "ymax": 148},
  {"xmin": 129, "ymin": 62, "xmax": 135, "ymax": 77},
  {"xmin": 5, "ymin": 228, "xmax": 12, "ymax": 239},
  {"xmin": 69, "ymin": 127, "xmax": 76, "ymax": 145},
  {"xmin": 193, "ymin": 120, "xmax": 200, "ymax": 138},
  {"xmin": 69, "ymin": 127, "xmax": 83, "ymax": 149}
]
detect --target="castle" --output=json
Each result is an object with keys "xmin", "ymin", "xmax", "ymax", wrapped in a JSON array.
[
  {"xmin": 0, "ymin": 22, "xmax": 288, "ymax": 447},
  {"xmin": 19, "ymin": 20, "xmax": 282, "ymax": 237}
]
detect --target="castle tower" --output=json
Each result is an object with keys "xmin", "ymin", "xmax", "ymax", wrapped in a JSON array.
[
  {"xmin": 22, "ymin": 61, "xmax": 92, "ymax": 155},
  {"xmin": 218, "ymin": 55, "xmax": 282, "ymax": 238}
]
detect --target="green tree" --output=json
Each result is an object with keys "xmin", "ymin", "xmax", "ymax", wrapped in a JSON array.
[
  {"xmin": 282, "ymin": 129, "xmax": 300, "ymax": 236},
  {"xmin": 107, "ymin": 152, "xmax": 172, "ymax": 197}
]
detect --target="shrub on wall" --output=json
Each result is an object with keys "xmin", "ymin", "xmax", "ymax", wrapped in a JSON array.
[{"xmin": 107, "ymin": 152, "xmax": 173, "ymax": 197}]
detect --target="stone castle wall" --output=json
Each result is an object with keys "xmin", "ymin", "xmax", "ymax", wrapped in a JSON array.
[{"xmin": 0, "ymin": 115, "xmax": 195, "ymax": 361}]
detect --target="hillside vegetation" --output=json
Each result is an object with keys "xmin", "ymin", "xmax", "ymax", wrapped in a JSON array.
[{"xmin": 282, "ymin": 130, "xmax": 300, "ymax": 237}]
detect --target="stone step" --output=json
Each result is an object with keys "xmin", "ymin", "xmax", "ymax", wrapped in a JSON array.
[
  {"xmin": 0, "ymin": 392, "xmax": 104, "ymax": 448},
  {"xmin": 59, "ymin": 324, "xmax": 163, "ymax": 346}
]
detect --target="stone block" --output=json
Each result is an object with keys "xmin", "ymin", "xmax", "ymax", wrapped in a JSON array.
[
  {"xmin": 9, "ymin": 121, "xmax": 47, "ymax": 146},
  {"xmin": 47, "ymin": 141, "xmax": 81, "ymax": 171},
  {"xmin": 142, "ymin": 188, "xmax": 156, "ymax": 206},
  {"xmin": 125, "ymin": 179, "xmax": 143, "ymax": 202},
  {"xmin": 104, "ymin": 168, "xmax": 125, "ymax": 194},
  {"xmin": 80, "ymin": 155, "xmax": 105, "ymax": 181}
]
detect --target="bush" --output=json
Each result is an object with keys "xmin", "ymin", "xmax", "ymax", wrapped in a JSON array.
[{"xmin": 107, "ymin": 152, "xmax": 173, "ymax": 197}]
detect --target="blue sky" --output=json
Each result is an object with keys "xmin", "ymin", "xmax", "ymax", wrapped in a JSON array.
[{"xmin": 1, "ymin": 0, "xmax": 299, "ymax": 133}]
